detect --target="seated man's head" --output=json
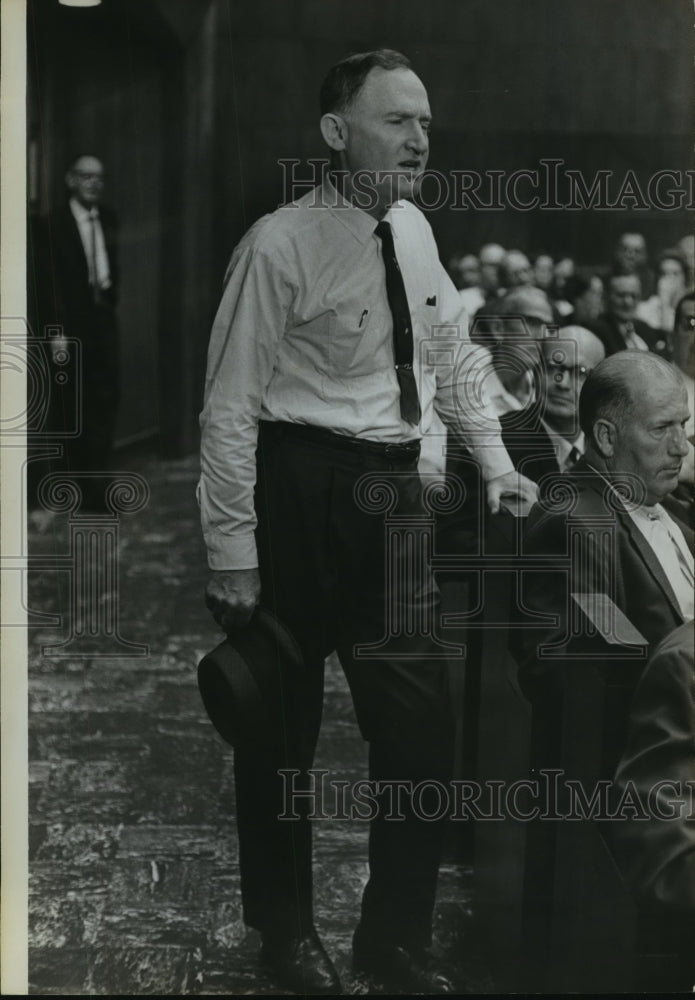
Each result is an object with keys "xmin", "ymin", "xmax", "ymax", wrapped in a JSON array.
[
  {"xmin": 499, "ymin": 286, "xmax": 555, "ymax": 339},
  {"xmin": 613, "ymin": 231, "xmax": 648, "ymax": 275},
  {"xmin": 563, "ymin": 273, "xmax": 604, "ymax": 325},
  {"xmin": 607, "ymin": 273, "xmax": 641, "ymax": 323},
  {"xmin": 579, "ymin": 352, "xmax": 690, "ymax": 506},
  {"xmin": 672, "ymin": 292, "xmax": 695, "ymax": 379},
  {"xmin": 500, "ymin": 249, "xmax": 533, "ymax": 290},
  {"xmin": 487, "ymin": 287, "xmax": 555, "ymax": 401},
  {"xmin": 478, "ymin": 242, "xmax": 506, "ymax": 293},
  {"xmin": 319, "ymin": 49, "xmax": 429, "ymax": 217},
  {"xmin": 553, "ymin": 256, "xmax": 575, "ymax": 295},
  {"xmin": 541, "ymin": 326, "xmax": 605, "ymax": 436},
  {"xmin": 532, "ymin": 253, "xmax": 555, "ymax": 292},
  {"xmin": 448, "ymin": 252, "xmax": 480, "ymax": 289}
]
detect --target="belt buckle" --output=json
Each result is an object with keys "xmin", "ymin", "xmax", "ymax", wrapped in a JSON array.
[{"xmin": 384, "ymin": 443, "xmax": 407, "ymax": 459}]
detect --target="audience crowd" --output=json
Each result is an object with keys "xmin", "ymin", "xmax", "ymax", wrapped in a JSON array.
[{"xmin": 443, "ymin": 227, "xmax": 694, "ymax": 989}]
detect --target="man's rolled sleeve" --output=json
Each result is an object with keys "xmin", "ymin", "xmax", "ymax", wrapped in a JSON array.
[
  {"xmin": 198, "ymin": 240, "xmax": 295, "ymax": 570},
  {"xmin": 432, "ymin": 263, "xmax": 515, "ymax": 482}
]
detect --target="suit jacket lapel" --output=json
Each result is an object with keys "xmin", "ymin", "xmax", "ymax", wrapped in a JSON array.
[
  {"xmin": 61, "ymin": 204, "xmax": 90, "ymax": 274},
  {"xmin": 575, "ymin": 463, "xmax": 685, "ymax": 622},
  {"xmin": 617, "ymin": 507, "xmax": 684, "ymax": 622}
]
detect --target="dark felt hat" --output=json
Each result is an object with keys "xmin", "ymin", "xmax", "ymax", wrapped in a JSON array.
[{"xmin": 197, "ymin": 606, "xmax": 304, "ymax": 747}]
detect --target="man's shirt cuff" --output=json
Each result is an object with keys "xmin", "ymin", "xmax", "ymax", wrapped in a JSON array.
[
  {"xmin": 204, "ymin": 529, "xmax": 259, "ymax": 571},
  {"xmin": 474, "ymin": 443, "xmax": 515, "ymax": 482}
]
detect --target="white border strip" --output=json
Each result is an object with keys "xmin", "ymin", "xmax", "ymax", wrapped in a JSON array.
[{"xmin": 1, "ymin": 0, "xmax": 29, "ymax": 993}]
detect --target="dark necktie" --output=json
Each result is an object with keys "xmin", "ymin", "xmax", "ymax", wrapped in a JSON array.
[
  {"xmin": 375, "ymin": 220, "xmax": 421, "ymax": 425},
  {"xmin": 567, "ymin": 444, "xmax": 582, "ymax": 469}
]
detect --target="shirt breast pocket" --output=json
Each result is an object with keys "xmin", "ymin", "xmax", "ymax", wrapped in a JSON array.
[{"xmin": 328, "ymin": 309, "xmax": 373, "ymax": 374}]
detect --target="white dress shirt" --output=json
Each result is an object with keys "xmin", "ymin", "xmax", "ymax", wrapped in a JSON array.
[
  {"xmin": 627, "ymin": 504, "xmax": 694, "ymax": 622},
  {"xmin": 619, "ymin": 321, "xmax": 649, "ymax": 352},
  {"xmin": 69, "ymin": 197, "xmax": 111, "ymax": 290},
  {"xmin": 583, "ymin": 463, "xmax": 694, "ymax": 621},
  {"xmin": 199, "ymin": 179, "xmax": 515, "ymax": 570}
]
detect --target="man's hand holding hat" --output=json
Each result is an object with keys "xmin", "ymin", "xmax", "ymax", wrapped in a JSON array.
[{"xmin": 205, "ymin": 568, "xmax": 261, "ymax": 632}]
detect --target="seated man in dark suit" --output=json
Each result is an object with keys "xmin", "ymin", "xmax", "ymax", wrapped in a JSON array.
[
  {"xmin": 439, "ymin": 320, "xmax": 602, "ymax": 551},
  {"xmin": 516, "ymin": 350, "xmax": 693, "ymax": 710},
  {"xmin": 500, "ymin": 325, "xmax": 605, "ymax": 484},
  {"xmin": 513, "ymin": 350, "xmax": 693, "ymax": 993},
  {"xmin": 590, "ymin": 273, "xmax": 670, "ymax": 359},
  {"xmin": 609, "ymin": 620, "xmax": 695, "ymax": 912},
  {"xmin": 608, "ymin": 621, "xmax": 695, "ymax": 991}
]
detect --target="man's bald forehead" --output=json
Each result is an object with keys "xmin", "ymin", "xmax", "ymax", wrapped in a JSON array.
[
  {"xmin": 70, "ymin": 155, "xmax": 104, "ymax": 174},
  {"xmin": 554, "ymin": 325, "xmax": 605, "ymax": 362},
  {"xmin": 604, "ymin": 350, "xmax": 684, "ymax": 399},
  {"xmin": 344, "ymin": 65, "xmax": 428, "ymax": 115}
]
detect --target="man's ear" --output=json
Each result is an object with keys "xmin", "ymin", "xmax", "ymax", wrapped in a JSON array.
[
  {"xmin": 594, "ymin": 418, "xmax": 616, "ymax": 458},
  {"xmin": 65, "ymin": 170, "xmax": 76, "ymax": 192},
  {"xmin": 320, "ymin": 113, "xmax": 348, "ymax": 151}
]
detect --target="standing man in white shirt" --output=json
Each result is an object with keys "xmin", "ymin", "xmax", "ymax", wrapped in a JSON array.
[
  {"xmin": 199, "ymin": 48, "xmax": 536, "ymax": 995},
  {"xmin": 46, "ymin": 154, "xmax": 120, "ymax": 511}
]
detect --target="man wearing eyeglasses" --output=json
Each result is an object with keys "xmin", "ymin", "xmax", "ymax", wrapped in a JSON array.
[
  {"xmin": 668, "ymin": 293, "xmax": 695, "ymax": 524},
  {"xmin": 672, "ymin": 293, "xmax": 695, "ymax": 436},
  {"xmin": 498, "ymin": 325, "xmax": 606, "ymax": 483},
  {"xmin": 43, "ymin": 154, "xmax": 120, "ymax": 511}
]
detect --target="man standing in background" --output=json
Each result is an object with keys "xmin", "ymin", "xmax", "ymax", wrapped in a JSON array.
[{"xmin": 45, "ymin": 154, "xmax": 120, "ymax": 511}]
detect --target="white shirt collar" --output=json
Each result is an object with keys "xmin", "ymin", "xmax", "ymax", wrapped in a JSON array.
[{"xmin": 69, "ymin": 197, "xmax": 99, "ymax": 222}]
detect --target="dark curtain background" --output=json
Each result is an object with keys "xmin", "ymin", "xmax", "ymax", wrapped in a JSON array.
[{"xmin": 27, "ymin": 0, "xmax": 694, "ymax": 456}]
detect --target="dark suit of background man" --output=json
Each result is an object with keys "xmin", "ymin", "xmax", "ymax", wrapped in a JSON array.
[
  {"xmin": 590, "ymin": 273, "xmax": 670, "ymax": 360},
  {"xmin": 609, "ymin": 621, "xmax": 695, "ymax": 992},
  {"xmin": 48, "ymin": 155, "xmax": 120, "ymax": 510},
  {"xmin": 500, "ymin": 325, "xmax": 606, "ymax": 483},
  {"xmin": 198, "ymin": 48, "xmax": 536, "ymax": 996},
  {"xmin": 517, "ymin": 351, "xmax": 693, "ymax": 716}
]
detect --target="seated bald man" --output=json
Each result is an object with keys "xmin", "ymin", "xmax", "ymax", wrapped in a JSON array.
[{"xmin": 516, "ymin": 350, "xmax": 693, "ymax": 708}]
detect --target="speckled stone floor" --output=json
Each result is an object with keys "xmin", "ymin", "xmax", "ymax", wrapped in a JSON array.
[{"xmin": 26, "ymin": 453, "xmax": 498, "ymax": 996}]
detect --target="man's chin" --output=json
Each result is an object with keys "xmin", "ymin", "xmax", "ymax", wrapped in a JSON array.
[
  {"xmin": 387, "ymin": 172, "xmax": 419, "ymax": 203},
  {"xmin": 655, "ymin": 468, "xmax": 682, "ymax": 497}
]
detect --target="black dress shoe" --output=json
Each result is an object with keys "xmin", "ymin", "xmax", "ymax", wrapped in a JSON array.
[
  {"xmin": 353, "ymin": 925, "xmax": 457, "ymax": 994},
  {"xmin": 260, "ymin": 928, "xmax": 341, "ymax": 994}
]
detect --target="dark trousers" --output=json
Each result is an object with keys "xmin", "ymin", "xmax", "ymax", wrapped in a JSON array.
[
  {"xmin": 34, "ymin": 303, "xmax": 121, "ymax": 510},
  {"xmin": 65, "ymin": 303, "xmax": 120, "ymax": 474},
  {"xmin": 233, "ymin": 421, "xmax": 455, "ymax": 949}
]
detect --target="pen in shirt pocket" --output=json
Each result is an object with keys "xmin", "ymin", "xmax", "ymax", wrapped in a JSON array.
[{"xmin": 359, "ymin": 308, "xmax": 369, "ymax": 327}]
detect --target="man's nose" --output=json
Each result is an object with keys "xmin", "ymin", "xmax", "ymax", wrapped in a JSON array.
[
  {"xmin": 406, "ymin": 123, "xmax": 428, "ymax": 154},
  {"xmin": 669, "ymin": 424, "xmax": 691, "ymax": 456}
]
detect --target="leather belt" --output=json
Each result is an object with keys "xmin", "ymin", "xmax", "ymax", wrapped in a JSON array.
[{"xmin": 259, "ymin": 420, "xmax": 421, "ymax": 462}]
